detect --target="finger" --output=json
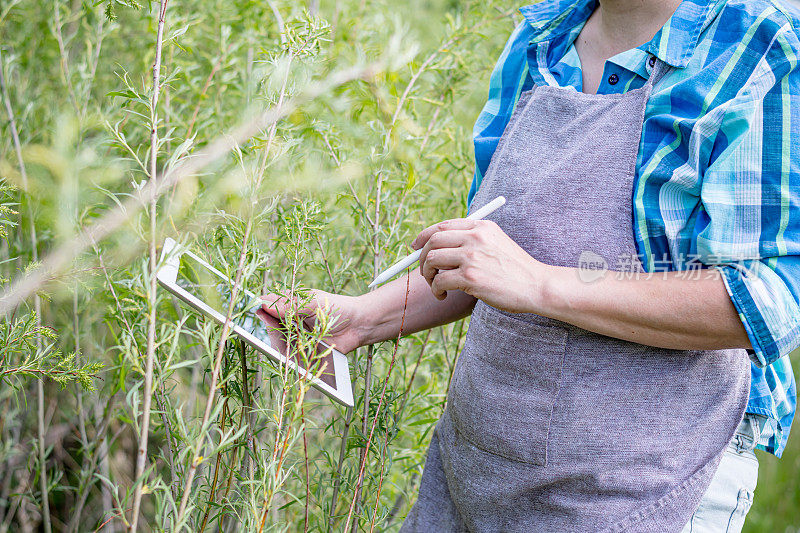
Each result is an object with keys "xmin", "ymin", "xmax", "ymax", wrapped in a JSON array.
[
  {"xmin": 419, "ymin": 229, "xmax": 471, "ymax": 279},
  {"xmin": 261, "ymin": 292, "xmax": 319, "ymax": 323},
  {"xmin": 254, "ymin": 309, "xmax": 289, "ymax": 347},
  {"xmin": 430, "ymin": 268, "xmax": 465, "ymax": 300},
  {"xmin": 255, "ymin": 307, "xmax": 281, "ymax": 328},
  {"xmin": 261, "ymin": 293, "xmax": 290, "ymax": 318},
  {"xmin": 296, "ymin": 292, "xmax": 321, "ymax": 323},
  {"xmin": 309, "ymin": 292, "xmax": 341, "ymax": 326},
  {"xmin": 422, "ymin": 248, "xmax": 462, "ymax": 286},
  {"xmin": 411, "ymin": 218, "xmax": 478, "ymax": 250},
  {"xmin": 308, "ymin": 289, "xmax": 333, "ymax": 315}
]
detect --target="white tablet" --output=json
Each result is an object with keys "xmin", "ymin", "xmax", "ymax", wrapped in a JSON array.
[{"xmin": 156, "ymin": 237, "xmax": 354, "ymax": 407}]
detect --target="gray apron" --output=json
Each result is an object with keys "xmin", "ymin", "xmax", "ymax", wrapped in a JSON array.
[{"xmin": 401, "ymin": 60, "xmax": 751, "ymax": 532}]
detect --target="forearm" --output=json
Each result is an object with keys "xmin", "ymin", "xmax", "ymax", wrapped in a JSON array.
[
  {"xmin": 537, "ymin": 266, "xmax": 752, "ymax": 351},
  {"xmin": 357, "ymin": 269, "xmax": 476, "ymax": 346}
]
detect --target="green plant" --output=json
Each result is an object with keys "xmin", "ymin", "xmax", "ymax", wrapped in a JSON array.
[{"xmin": 0, "ymin": 1, "xmax": 521, "ymax": 531}]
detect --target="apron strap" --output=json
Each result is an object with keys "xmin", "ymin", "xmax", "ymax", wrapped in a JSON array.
[{"xmin": 646, "ymin": 57, "xmax": 672, "ymax": 88}]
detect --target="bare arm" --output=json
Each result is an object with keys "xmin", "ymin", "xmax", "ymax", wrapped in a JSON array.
[
  {"xmin": 535, "ymin": 266, "xmax": 749, "ymax": 350},
  {"xmin": 416, "ymin": 218, "xmax": 751, "ymax": 352},
  {"xmin": 261, "ymin": 268, "xmax": 475, "ymax": 354},
  {"xmin": 358, "ymin": 269, "xmax": 476, "ymax": 346}
]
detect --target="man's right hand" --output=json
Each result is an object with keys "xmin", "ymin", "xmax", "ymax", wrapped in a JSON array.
[{"xmin": 259, "ymin": 290, "xmax": 366, "ymax": 354}]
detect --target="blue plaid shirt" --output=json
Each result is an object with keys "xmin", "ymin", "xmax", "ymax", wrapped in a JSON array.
[{"xmin": 468, "ymin": 0, "xmax": 800, "ymax": 456}]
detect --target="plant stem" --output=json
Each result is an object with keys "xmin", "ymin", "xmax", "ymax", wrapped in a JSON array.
[
  {"xmin": 199, "ymin": 396, "xmax": 228, "ymax": 532},
  {"xmin": 0, "ymin": 48, "xmax": 50, "ymax": 533},
  {"xmin": 327, "ymin": 405, "xmax": 353, "ymax": 533},
  {"xmin": 258, "ymin": 230, "xmax": 302, "ymax": 532},
  {"xmin": 185, "ymin": 44, "xmax": 232, "ymax": 139},
  {"xmin": 239, "ymin": 339, "xmax": 255, "ymax": 481},
  {"xmin": 266, "ymin": 0, "xmax": 287, "ymax": 45},
  {"xmin": 67, "ymin": 395, "xmax": 117, "ymax": 533},
  {"xmin": 301, "ymin": 405, "xmax": 310, "ymax": 533},
  {"xmin": 52, "ymin": 0, "xmax": 79, "ymax": 115},
  {"xmin": 155, "ymin": 382, "xmax": 180, "ymax": 501},
  {"xmin": 74, "ymin": 292, "xmax": 89, "ymax": 450},
  {"xmin": 36, "ymin": 380, "xmax": 50, "ymax": 533},
  {"xmin": 343, "ymin": 273, "xmax": 411, "ymax": 532},
  {"xmin": 396, "ymin": 329, "xmax": 432, "ymax": 419},
  {"xmin": 351, "ymin": 162, "xmax": 386, "ymax": 530},
  {"xmin": 129, "ymin": 1, "xmax": 169, "ymax": 530},
  {"xmin": 176, "ymin": 218, "xmax": 252, "ymax": 523}
]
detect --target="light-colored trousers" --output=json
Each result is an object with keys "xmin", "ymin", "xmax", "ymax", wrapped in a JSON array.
[{"xmin": 680, "ymin": 414, "xmax": 761, "ymax": 533}]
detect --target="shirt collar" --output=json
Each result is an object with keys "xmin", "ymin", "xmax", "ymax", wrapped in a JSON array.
[{"xmin": 518, "ymin": 0, "xmax": 722, "ymax": 68}]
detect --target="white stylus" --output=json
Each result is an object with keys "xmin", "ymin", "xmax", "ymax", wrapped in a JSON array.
[{"xmin": 367, "ymin": 195, "xmax": 507, "ymax": 289}]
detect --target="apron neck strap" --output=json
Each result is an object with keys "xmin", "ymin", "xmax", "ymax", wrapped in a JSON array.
[{"xmin": 647, "ymin": 57, "xmax": 671, "ymax": 88}]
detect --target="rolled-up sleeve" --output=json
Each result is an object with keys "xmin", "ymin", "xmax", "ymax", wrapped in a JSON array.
[
  {"xmin": 700, "ymin": 30, "xmax": 800, "ymax": 367},
  {"xmin": 718, "ymin": 259, "xmax": 800, "ymax": 366}
]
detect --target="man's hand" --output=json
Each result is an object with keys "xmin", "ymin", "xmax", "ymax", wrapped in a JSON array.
[
  {"xmin": 412, "ymin": 218, "xmax": 547, "ymax": 314},
  {"xmin": 259, "ymin": 290, "xmax": 366, "ymax": 354}
]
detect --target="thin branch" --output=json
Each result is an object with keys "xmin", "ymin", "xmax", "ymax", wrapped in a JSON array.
[
  {"xmin": 321, "ymin": 132, "xmax": 372, "ymax": 227},
  {"xmin": 396, "ymin": 329, "xmax": 432, "ymax": 418},
  {"xmin": 0, "ymin": 366, "xmax": 92, "ymax": 379},
  {"xmin": 74, "ymin": 292, "xmax": 88, "ymax": 450},
  {"xmin": 385, "ymin": 8, "xmax": 511, "ymax": 150},
  {"xmin": 199, "ymin": 396, "xmax": 229, "ymax": 532},
  {"xmin": 52, "ymin": 0, "xmax": 80, "ymax": 116},
  {"xmin": 258, "ymin": 217, "xmax": 306, "ymax": 531},
  {"xmin": 0, "ymin": 47, "xmax": 51, "ymax": 533},
  {"xmin": 66, "ymin": 395, "xmax": 117, "ymax": 533},
  {"xmin": 239, "ymin": 339, "xmax": 255, "ymax": 482},
  {"xmin": 154, "ymin": 382, "xmax": 180, "ymax": 501},
  {"xmin": 129, "ymin": 0, "xmax": 169, "ymax": 530},
  {"xmin": 369, "ymin": 332, "xmax": 431, "ymax": 532},
  {"xmin": 175, "ymin": 218, "xmax": 253, "ymax": 523},
  {"xmin": 301, "ymin": 405, "xmax": 310, "ymax": 533},
  {"xmin": 343, "ymin": 272, "xmax": 411, "ymax": 532},
  {"xmin": 266, "ymin": 0, "xmax": 287, "ymax": 45},
  {"xmin": 327, "ymin": 406, "xmax": 353, "ymax": 532},
  {"xmin": 351, "ymin": 160, "xmax": 387, "ymax": 530},
  {"xmin": 185, "ymin": 43, "xmax": 232, "ymax": 139},
  {"xmin": 36, "ymin": 380, "xmax": 50, "ymax": 533}
]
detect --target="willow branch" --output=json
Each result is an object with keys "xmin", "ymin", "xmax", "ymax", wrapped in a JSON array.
[
  {"xmin": 176, "ymin": 218, "xmax": 252, "ymax": 523},
  {"xmin": 129, "ymin": 0, "xmax": 169, "ymax": 530},
  {"xmin": 343, "ymin": 273, "xmax": 411, "ymax": 532}
]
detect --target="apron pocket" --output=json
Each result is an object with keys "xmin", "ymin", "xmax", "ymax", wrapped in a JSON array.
[{"xmin": 446, "ymin": 304, "xmax": 568, "ymax": 466}]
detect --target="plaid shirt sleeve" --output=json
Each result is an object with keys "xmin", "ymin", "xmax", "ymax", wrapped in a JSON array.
[{"xmin": 703, "ymin": 23, "xmax": 800, "ymax": 367}]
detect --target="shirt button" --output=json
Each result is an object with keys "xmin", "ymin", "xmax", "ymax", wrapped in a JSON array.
[{"xmin": 608, "ymin": 73, "xmax": 619, "ymax": 85}]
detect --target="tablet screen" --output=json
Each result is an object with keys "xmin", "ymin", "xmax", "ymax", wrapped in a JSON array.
[{"xmin": 176, "ymin": 253, "xmax": 337, "ymax": 388}]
